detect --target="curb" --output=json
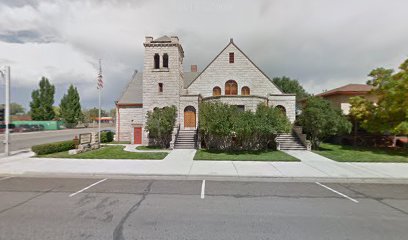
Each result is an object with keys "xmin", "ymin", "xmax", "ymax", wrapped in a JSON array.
[{"xmin": 2, "ymin": 172, "xmax": 408, "ymax": 184}]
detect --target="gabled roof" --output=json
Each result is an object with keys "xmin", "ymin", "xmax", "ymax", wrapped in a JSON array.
[
  {"xmin": 152, "ymin": 35, "xmax": 172, "ymax": 43},
  {"xmin": 117, "ymin": 71, "xmax": 200, "ymax": 104},
  {"xmin": 317, "ymin": 84, "xmax": 374, "ymax": 97},
  {"xmin": 183, "ymin": 71, "xmax": 200, "ymax": 88},
  {"xmin": 185, "ymin": 39, "xmax": 284, "ymax": 93},
  {"xmin": 116, "ymin": 71, "xmax": 143, "ymax": 104}
]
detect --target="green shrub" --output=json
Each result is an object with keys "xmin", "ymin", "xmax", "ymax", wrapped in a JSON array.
[
  {"xmin": 32, "ymin": 140, "xmax": 75, "ymax": 155},
  {"xmin": 145, "ymin": 106, "xmax": 177, "ymax": 148},
  {"xmin": 199, "ymin": 102, "xmax": 291, "ymax": 151},
  {"xmin": 100, "ymin": 131, "xmax": 114, "ymax": 143}
]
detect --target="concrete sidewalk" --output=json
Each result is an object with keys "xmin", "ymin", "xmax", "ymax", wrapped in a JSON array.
[{"xmin": 0, "ymin": 149, "xmax": 407, "ymax": 181}]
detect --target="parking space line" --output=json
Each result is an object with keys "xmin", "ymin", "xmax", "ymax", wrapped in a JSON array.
[
  {"xmin": 316, "ymin": 182, "xmax": 359, "ymax": 203},
  {"xmin": 69, "ymin": 178, "xmax": 108, "ymax": 197},
  {"xmin": 201, "ymin": 180, "xmax": 206, "ymax": 199},
  {"xmin": 0, "ymin": 176, "xmax": 12, "ymax": 182}
]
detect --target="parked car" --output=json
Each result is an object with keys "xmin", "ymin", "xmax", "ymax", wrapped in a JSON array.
[
  {"xmin": 18, "ymin": 124, "xmax": 32, "ymax": 132},
  {"xmin": 0, "ymin": 124, "xmax": 16, "ymax": 134},
  {"xmin": 29, "ymin": 125, "xmax": 42, "ymax": 131}
]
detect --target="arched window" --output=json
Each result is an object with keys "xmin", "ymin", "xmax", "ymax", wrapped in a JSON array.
[
  {"xmin": 163, "ymin": 53, "xmax": 169, "ymax": 68},
  {"xmin": 225, "ymin": 80, "xmax": 238, "ymax": 95},
  {"xmin": 241, "ymin": 86, "xmax": 250, "ymax": 96},
  {"xmin": 213, "ymin": 86, "xmax": 221, "ymax": 96},
  {"xmin": 154, "ymin": 53, "xmax": 160, "ymax": 69}
]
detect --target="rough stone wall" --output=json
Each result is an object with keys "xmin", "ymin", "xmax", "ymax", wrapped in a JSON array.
[
  {"xmin": 186, "ymin": 43, "xmax": 282, "ymax": 97},
  {"xmin": 116, "ymin": 107, "xmax": 143, "ymax": 142},
  {"xmin": 142, "ymin": 38, "xmax": 184, "ymax": 144},
  {"xmin": 268, "ymin": 95, "xmax": 296, "ymax": 123},
  {"xmin": 203, "ymin": 96, "xmax": 267, "ymax": 112},
  {"xmin": 180, "ymin": 95, "xmax": 200, "ymax": 129}
]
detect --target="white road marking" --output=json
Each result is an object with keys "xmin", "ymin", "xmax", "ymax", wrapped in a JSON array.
[
  {"xmin": 69, "ymin": 178, "xmax": 107, "ymax": 197},
  {"xmin": 201, "ymin": 180, "xmax": 206, "ymax": 199},
  {"xmin": 316, "ymin": 182, "xmax": 359, "ymax": 203},
  {"xmin": 0, "ymin": 176, "xmax": 12, "ymax": 182}
]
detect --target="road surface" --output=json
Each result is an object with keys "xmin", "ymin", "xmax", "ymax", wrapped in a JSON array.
[
  {"xmin": 0, "ymin": 127, "xmax": 113, "ymax": 153},
  {"xmin": 0, "ymin": 176, "xmax": 407, "ymax": 240}
]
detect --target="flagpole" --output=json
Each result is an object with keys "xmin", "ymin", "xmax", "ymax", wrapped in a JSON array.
[
  {"xmin": 98, "ymin": 59, "xmax": 102, "ymax": 144},
  {"xmin": 98, "ymin": 84, "xmax": 101, "ymax": 144}
]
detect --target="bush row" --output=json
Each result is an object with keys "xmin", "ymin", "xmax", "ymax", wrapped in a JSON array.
[
  {"xmin": 199, "ymin": 102, "xmax": 291, "ymax": 151},
  {"xmin": 32, "ymin": 140, "xmax": 75, "ymax": 155}
]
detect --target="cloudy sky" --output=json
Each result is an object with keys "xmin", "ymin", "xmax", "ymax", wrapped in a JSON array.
[{"xmin": 1, "ymin": 0, "xmax": 408, "ymax": 110}]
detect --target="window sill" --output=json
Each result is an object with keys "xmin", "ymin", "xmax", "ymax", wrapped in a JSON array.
[{"xmin": 152, "ymin": 68, "xmax": 169, "ymax": 72}]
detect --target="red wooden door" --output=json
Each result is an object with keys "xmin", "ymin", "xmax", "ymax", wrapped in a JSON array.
[{"xmin": 134, "ymin": 127, "xmax": 142, "ymax": 144}]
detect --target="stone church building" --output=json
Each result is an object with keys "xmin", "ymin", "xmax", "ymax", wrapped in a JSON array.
[{"xmin": 115, "ymin": 36, "xmax": 296, "ymax": 147}]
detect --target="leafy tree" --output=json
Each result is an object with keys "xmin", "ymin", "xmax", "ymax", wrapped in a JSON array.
[
  {"xmin": 109, "ymin": 108, "xmax": 116, "ymax": 120},
  {"xmin": 53, "ymin": 106, "xmax": 61, "ymax": 120},
  {"xmin": 272, "ymin": 76, "xmax": 310, "ymax": 101},
  {"xmin": 59, "ymin": 85, "xmax": 82, "ymax": 128},
  {"xmin": 30, "ymin": 77, "xmax": 55, "ymax": 120},
  {"xmin": 145, "ymin": 106, "xmax": 177, "ymax": 148},
  {"xmin": 0, "ymin": 102, "xmax": 25, "ymax": 115},
  {"xmin": 82, "ymin": 107, "xmax": 107, "ymax": 123},
  {"xmin": 298, "ymin": 96, "xmax": 351, "ymax": 149},
  {"xmin": 350, "ymin": 60, "xmax": 408, "ymax": 140}
]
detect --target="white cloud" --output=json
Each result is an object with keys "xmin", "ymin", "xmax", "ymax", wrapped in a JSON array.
[{"xmin": 0, "ymin": 0, "xmax": 408, "ymax": 108}]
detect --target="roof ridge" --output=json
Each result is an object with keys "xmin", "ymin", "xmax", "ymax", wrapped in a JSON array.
[{"xmin": 184, "ymin": 39, "xmax": 283, "ymax": 93}]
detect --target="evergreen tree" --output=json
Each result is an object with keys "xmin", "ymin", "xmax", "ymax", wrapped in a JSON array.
[
  {"xmin": 60, "ymin": 85, "xmax": 82, "ymax": 128},
  {"xmin": 30, "ymin": 77, "xmax": 55, "ymax": 120}
]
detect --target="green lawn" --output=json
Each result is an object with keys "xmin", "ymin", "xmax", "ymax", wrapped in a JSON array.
[
  {"xmin": 36, "ymin": 146, "xmax": 168, "ymax": 160},
  {"xmin": 194, "ymin": 149, "xmax": 299, "ymax": 161},
  {"xmin": 314, "ymin": 143, "xmax": 408, "ymax": 163},
  {"xmin": 136, "ymin": 145, "xmax": 165, "ymax": 150}
]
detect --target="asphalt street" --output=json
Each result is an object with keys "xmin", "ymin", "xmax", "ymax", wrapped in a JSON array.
[
  {"xmin": 0, "ymin": 176, "xmax": 407, "ymax": 240},
  {"xmin": 0, "ymin": 127, "xmax": 113, "ymax": 153}
]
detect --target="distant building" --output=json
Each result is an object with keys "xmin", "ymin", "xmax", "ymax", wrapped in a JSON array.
[
  {"xmin": 316, "ymin": 84, "xmax": 377, "ymax": 115},
  {"xmin": 94, "ymin": 117, "xmax": 113, "ymax": 124},
  {"xmin": 115, "ymin": 36, "xmax": 296, "ymax": 145}
]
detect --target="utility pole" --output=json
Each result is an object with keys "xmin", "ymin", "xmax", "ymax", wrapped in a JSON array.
[{"xmin": 1, "ymin": 66, "xmax": 10, "ymax": 156}]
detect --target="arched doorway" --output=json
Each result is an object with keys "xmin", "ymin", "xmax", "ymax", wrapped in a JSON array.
[
  {"xmin": 276, "ymin": 105, "xmax": 286, "ymax": 115},
  {"xmin": 184, "ymin": 106, "xmax": 196, "ymax": 128}
]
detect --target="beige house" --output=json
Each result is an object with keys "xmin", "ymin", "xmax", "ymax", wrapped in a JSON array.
[
  {"xmin": 316, "ymin": 84, "xmax": 377, "ymax": 115},
  {"xmin": 115, "ymin": 36, "xmax": 296, "ymax": 148}
]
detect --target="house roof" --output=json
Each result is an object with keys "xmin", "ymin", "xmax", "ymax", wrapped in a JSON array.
[
  {"xmin": 184, "ymin": 39, "xmax": 284, "ymax": 93},
  {"xmin": 183, "ymin": 71, "xmax": 200, "ymax": 88},
  {"xmin": 117, "ymin": 71, "xmax": 200, "ymax": 104},
  {"xmin": 116, "ymin": 71, "xmax": 143, "ymax": 104},
  {"xmin": 317, "ymin": 84, "xmax": 374, "ymax": 97},
  {"xmin": 152, "ymin": 35, "xmax": 172, "ymax": 43}
]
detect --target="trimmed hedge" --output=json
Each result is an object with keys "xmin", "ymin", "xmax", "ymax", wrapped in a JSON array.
[
  {"xmin": 100, "ymin": 131, "xmax": 114, "ymax": 143},
  {"xmin": 32, "ymin": 140, "xmax": 75, "ymax": 155}
]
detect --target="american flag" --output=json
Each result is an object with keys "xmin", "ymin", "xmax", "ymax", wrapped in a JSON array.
[{"xmin": 97, "ymin": 59, "xmax": 103, "ymax": 89}]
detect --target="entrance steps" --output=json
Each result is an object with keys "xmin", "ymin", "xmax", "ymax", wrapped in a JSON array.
[
  {"xmin": 276, "ymin": 133, "xmax": 307, "ymax": 150},
  {"xmin": 174, "ymin": 129, "xmax": 197, "ymax": 149}
]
